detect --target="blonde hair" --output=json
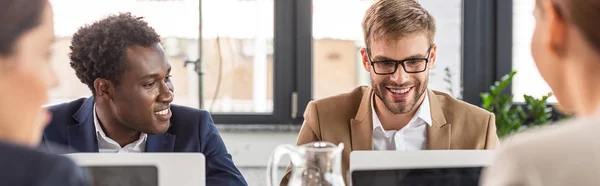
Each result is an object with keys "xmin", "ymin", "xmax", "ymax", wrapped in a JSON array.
[{"xmin": 362, "ymin": 0, "xmax": 436, "ymax": 48}]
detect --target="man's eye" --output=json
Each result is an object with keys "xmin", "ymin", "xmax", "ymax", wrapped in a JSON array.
[{"xmin": 144, "ymin": 82, "xmax": 156, "ymax": 87}]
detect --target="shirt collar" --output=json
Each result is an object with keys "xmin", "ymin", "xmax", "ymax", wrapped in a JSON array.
[
  {"xmin": 371, "ymin": 90, "xmax": 433, "ymax": 131},
  {"xmin": 93, "ymin": 103, "xmax": 148, "ymax": 149},
  {"xmin": 416, "ymin": 91, "xmax": 433, "ymax": 126}
]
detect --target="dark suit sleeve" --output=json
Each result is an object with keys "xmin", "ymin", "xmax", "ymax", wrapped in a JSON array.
[
  {"xmin": 37, "ymin": 137, "xmax": 78, "ymax": 154},
  {"xmin": 38, "ymin": 136, "xmax": 49, "ymax": 150},
  {"xmin": 34, "ymin": 155, "xmax": 89, "ymax": 186},
  {"xmin": 199, "ymin": 111, "xmax": 248, "ymax": 186}
]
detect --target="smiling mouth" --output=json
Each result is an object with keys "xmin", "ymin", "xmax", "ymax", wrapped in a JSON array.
[
  {"xmin": 389, "ymin": 87, "xmax": 410, "ymax": 94},
  {"xmin": 154, "ymin": 108, "xmax": 169, "ymax": 115},
  {"xmin": 387, "ymin": 87, "xmax": 413, "ymax": 94},
  {"xmin": 153, "ymin": 107, "xmax": 172, "ymax": 122}
]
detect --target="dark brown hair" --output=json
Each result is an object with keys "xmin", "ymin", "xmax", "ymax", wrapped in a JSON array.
[
  {"xmin": 0, "ymin": 0, "xmax": 47, "ymax": 56},
  {"xmin": 553, "ymin": 0, "xmax": 600, "ymax": 51},
  {"xmin": 362, "ymin": 0, "xmax": 436, "ymax": 48}
]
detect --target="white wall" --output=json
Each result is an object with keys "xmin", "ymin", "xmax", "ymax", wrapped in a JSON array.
[
  {"xmin": 421, "ymin": 0, "xmax": 463, "ymax": 98},
  {"xmin": 219, "ymin": 130, "xmax": 298, "ymax": 186}
]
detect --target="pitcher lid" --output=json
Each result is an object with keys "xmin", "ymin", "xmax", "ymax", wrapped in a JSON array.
[{"xmin": 300, "ymin": 141, "xmax": 344, "ymax": 152}]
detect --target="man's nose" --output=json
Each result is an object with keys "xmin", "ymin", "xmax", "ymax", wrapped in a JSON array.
[
  {"xmin": 389, "ymin": 64, "xmax": 410, "ymax": 83},
  {"xmin": 158, "ymin": 82, "xmax": 174, "ymax": 103}
]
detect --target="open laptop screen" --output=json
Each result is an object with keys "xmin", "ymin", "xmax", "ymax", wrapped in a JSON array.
[
  {"xmin": 351, "ymin": 167, "xmax": 482, "ymax": 186},
  {"xmin": 66, "ymin": 153, "xmax": 205, "ymax": 186},
  {"xmin": 349, "ymin": 150, "xmax": 494, "ymax": 186},
  {"xmin": 86, "ymin": 165, "xmax": 159, "ymax": 186}
]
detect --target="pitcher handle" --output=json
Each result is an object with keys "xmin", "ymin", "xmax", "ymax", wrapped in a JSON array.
[{"xmin": 266, "ymin": 144, "xmax": 296, "ymax": 186}]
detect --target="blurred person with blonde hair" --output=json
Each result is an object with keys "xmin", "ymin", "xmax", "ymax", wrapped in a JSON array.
[
  {"xmin": 0, "ymin": 0, "xmax": 88, "ymax": 185},
  {"xmin": 481, "ymin": 0, "xmax": 600, "ymax": 185}
]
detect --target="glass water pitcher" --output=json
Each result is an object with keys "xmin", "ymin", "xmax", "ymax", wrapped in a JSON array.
[{"xmin": 267, "ymin": 141, "xmax": 345, "ymax": 186}]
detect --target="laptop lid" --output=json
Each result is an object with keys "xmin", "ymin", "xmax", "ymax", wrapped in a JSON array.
[
  {"xmin": 65, "ymin": 153, "xmax": 205, "ymax": 186},
  {"xmin": 349, "ymin": 150, "xmax": 495, "ymax": 186}
]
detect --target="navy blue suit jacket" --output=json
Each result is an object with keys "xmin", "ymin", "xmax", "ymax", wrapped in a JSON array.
[{"xmin": 42, "ymin": 97, "xmax": 247, "ymax": 186}]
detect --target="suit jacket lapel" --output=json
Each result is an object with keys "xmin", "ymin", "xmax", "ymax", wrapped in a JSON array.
[
  {"xmin": 350, "ymin": 87, "xmax": 374, "ymax": 151},
  {"xmin": 68, "ymin": 97, "xmax": 99, "ymax": 152},
  {"xmin": 67, "ymin": 97, "xmax": 177, "ymax": 152},
  {"xmin": 146, "ymin": 132, "xmax": 176, "ymax": 152},
  {"xmin": 426, "ymin": 89, "xmax": 451, "ymax": 150}
]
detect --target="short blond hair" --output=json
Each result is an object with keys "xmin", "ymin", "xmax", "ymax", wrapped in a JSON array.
[{"xmin": 362, "ymin": 0, "xmax": 436, "ymax": 48}]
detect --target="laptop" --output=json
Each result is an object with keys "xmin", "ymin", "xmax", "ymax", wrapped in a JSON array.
[
  {"xmin": 349, "ymin": 150, "xmax": 495, "ymax": 186},
  {"xmin": 65, "ymin": 153, "xmax": 205, "ymax": 186}
]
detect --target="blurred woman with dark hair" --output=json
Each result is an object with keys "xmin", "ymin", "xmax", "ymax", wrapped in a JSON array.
[
  {"xmin": 482, "ymin": 0, "xmax": 600, "ymax": 185},
  {"xmin": 0, "ymin": 0, "xmax": 87, "ymax": 185}
]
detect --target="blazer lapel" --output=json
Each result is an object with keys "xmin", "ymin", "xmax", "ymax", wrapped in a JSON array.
[
  {"xmin": 68, "ymin": 97, "xmax": 99, "ymax": 152},
  {"xmin": 350, "ymin": 87, "xmax": 374, "ymax": 151},
  {"xmin": 426, "ymin": 89, "xmax": 451, "ymax": 150},
  {"xmin": 145, "ymin": 132, "xmax": 176, "ymax": 152}
]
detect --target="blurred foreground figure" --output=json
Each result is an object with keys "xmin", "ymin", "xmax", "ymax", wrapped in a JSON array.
[
  {"xmin": 482, "ymin": 0, "xmax": 600, "ymax": 185},
  {"xmin": 0, "ymin": 0, "xmax": 88, "ymax": 185}
]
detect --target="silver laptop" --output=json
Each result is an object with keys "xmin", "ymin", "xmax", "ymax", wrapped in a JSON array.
[
  {"xmin": 349, "ymin": 150, "xmax": 495, "ymax": 186},
  {"xmin": 65, "ymin": 153, "xmax": 205, "ymax": 186}
]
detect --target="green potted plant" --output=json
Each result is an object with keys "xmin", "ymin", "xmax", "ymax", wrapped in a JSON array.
[
  {"xmin": 524, "ymin": 93, "xmax": 553, "ymax": 126},
  {"xmin": 480, "ymin": 71, "xmax": 556, "ymax": 138},
  {"xmin": 480, "ymin": 71, "xmax": 526, "ymax": 137}
]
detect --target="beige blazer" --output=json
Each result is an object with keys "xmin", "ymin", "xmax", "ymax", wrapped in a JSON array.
[
  {"xmin": 281, "ymin": 86, "xmax": 499, "ymax": 185},
  {"xmin": 481, "ymin": 116, "xmax": 600, "ymax": 186}
]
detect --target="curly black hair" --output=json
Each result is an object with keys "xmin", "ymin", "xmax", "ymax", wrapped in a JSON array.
[{"xmin": 69, "ymin": 12, "xmax": 161, "ymax": 95}]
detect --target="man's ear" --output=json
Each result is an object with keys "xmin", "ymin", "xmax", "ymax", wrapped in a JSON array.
[
  {"xmin": 93, "ymin": 78, "xmax": 114, "ymax": 100},
  {"xmin": 428, "ymin": 44, "xmax": 438, "ymax": 69},
  {"xmin": 543, "ymin": 0, "xmax": 567, "ymax": 57},
  {"xmin": 360, "ymin": 48, "xmax": 372, "ymax": 72}
]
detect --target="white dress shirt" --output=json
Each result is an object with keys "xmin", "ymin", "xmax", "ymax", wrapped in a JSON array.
[
  {"xmin": 93, "ymin": 104, "xmax": 147, "ymax": 153},
  {"xmin": 372, "ymin": 91, "xmax": 432, "ymax": 151}
]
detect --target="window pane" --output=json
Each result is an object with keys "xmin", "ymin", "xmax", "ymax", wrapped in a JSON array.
[
  {"xmin": 512, "ymin": 0, "xmax": 557, "ymax": 102},
  {"xmin": 201, "ymin": 0, "xmax": 274, "ymax": 113},
  {"xmin": 49, "ymin": 0, "xmax": 202, "ymax": 108},
  {"xmin": 312, "ymin": 0, "xmax": 463, "ymax": 99},
  {"xmin": 48, "ymin": 0, "xmax": 275, "ymax": 113}
]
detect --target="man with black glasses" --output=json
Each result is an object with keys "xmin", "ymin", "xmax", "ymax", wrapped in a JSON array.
[{"xmin": 282, "ymin": 0, "xmax": 499, "ymax": 184}]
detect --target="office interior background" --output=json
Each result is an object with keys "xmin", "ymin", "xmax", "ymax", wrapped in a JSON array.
[{"xmin": 48, "ymin": 0, "xmax": 552, "ymax": 185}]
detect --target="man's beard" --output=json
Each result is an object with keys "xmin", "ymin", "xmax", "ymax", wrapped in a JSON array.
[{"xmin": 372, "ymin": 77, "xmax": 428, "ymax": 114}]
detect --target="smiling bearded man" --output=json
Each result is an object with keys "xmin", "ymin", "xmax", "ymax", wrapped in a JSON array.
[{"xmin": 281, "ymin": 0, "xmax": 499, "ymax": 185}]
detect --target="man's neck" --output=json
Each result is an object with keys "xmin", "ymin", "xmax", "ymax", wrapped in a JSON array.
[
  {"xmin": 95, "ymin": 100, "xmax": 141, "ymax": 147},
  {"xmin": 374, "ymin": 93, "xmax": 426, "ymax": 131}
]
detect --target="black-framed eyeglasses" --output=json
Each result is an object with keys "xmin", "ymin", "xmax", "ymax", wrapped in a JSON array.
[{"xmin": 366, "ymin": 45, "xmax": 433, "ymax": 75}]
